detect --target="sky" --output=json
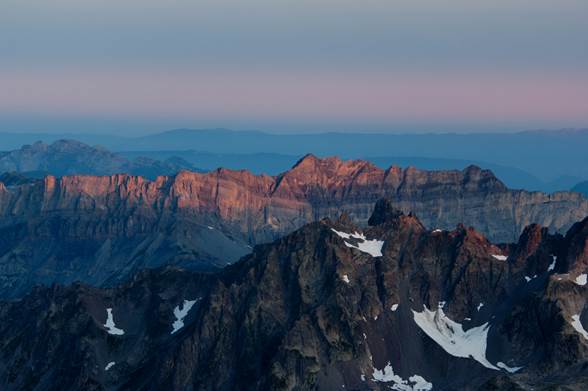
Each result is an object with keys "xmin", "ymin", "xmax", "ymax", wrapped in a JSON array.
[{"xmin": 1, "ymin": 0, "xmax": 587, "ymax": 134}]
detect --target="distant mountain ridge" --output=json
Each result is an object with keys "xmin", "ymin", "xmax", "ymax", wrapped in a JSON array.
[
  {"xmin": 2, "ymin": 128, "xmax": 587, "ymax": 190},
  {"xmin": 1, "ymin": 154, "xmax": 587, "ymax": 298},
  {"xmin": 573, "ymin": 181, "xmax": 588, "ymax": 197},
  {"xmin": 0, "ymin": 136, "xmax": 578, "ymax": 192},
  {"xmin": 121, "ymin": 150, "xmax": 559, "ymax": 192},
  {"xmin": 0, "ymin": 139, "xmax": 202, "ymax": 179}
]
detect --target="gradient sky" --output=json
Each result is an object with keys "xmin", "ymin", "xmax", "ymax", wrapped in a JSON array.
[{"xmin": 1, "ymin": 0, "xmax": 587, "ymax": 134}]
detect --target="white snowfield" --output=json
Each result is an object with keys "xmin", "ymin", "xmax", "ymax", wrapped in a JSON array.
[
  {"xmin": 104, "ymin": 362, "xmax": 115, "ymax": 371},
  {"xmin": 570, "ymin": 314, "xmax": 588, "ymax": 340},
  {"xmin": 575, "ymin": 274, "xmax": 587, "ymax": 286},
  {"xmin": 496, "ymin": 362, "xmax": 523, "ymax": 373},
  {"xmin": 103, "ymin": 308, "xmax": 125, "ymax": 335},
  {"xmin": 331, "ymin": 229, "xmax": 384, "ymax": 257},
  {"xmin": 548, "ymin": 256, "xmax": 557, "ymax": 272},
  {"xmin": 171, "ymin": 299, "xmax": 199, "ymax": 334},
  {"xmin": 372, "ymin": 362, "xmax": 433, "ymax": 391},
  {"xmin": 391, "ymin": 304, "xmax": 399, "ymax": 312},
  {"xmin": 412, "ymin": 305, "xmax": 498, "ymax": 370},
  {"xmin": 491, "ymin": 254, "xmax": 508, "ymax": 261}
]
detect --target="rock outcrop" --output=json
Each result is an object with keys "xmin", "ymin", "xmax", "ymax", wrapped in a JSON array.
[{"xmin": 2, "ymin": 201, "xmax": 588, "ymax": 390}]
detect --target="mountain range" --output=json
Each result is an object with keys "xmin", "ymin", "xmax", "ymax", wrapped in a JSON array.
[
  {"xmin": 2, "ymin": 199, "xmax": 588, "ymax": 390},
  {"xmin": 0, "ymin": 138, "xmax": 569, "ymax": 192},
  {"xmin": 1, "ymin": 129, "xmax": 588, "ymax": 191},
  {"xmin": 1, "ymin": 154, "xmax": 587, "ymax": 299},
  {"xmin": 0, "ymin": 139, "xmax": 201, "ymax": 179}
]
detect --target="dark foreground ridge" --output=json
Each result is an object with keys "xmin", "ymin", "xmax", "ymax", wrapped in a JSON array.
[{"xmin": 2, "ymin": 200, "xmax": 588, "ymax": 390}]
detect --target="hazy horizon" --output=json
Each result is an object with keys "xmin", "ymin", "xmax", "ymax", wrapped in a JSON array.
[
  {"xmin": 1, "ymin": 125, "xmax": 588, "ymax": 137},
  {"xmin": 2, "ymin": 0, "xmax": 587, "ymax": 135}
]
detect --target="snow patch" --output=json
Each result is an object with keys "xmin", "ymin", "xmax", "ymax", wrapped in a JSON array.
[
  {"xmin": 477, "ymin": 303, "xmax": 484, "ymax": 311},
  {"xmin": 575, "ymin": 274, "xmax": 587, "ymax": 286},
  {"xmin": 548, "ymin": 255, "xmax": 557, "ymax": 272},
  {"xmin": 103, "ymin": 308, "xmax": 125, "ymax": 335},
  {"xmin": 412, "ymin": 305, "xmax": 498, "ymax": 370},
  {"xmin": 331, "ymin": 228, "xmax": 384, "ymax": 257},
  {"xmin": 525, "ymin": 275, "xmax": 537, "ymax": 282},
  {"xmin": 344, "ymin": 240, "xmax": 384, "ymax": 257},
  {"xmin": 171, "ymin": 299, "xmax": 199, "ymax": 334},
  {"xmin": 342, "ymin": 274, "xmax": 350, "ymax": 284},
  {"xmin": 372, "ymin": 362, "xmax": 433, "ymax": 390},
  {"xmin": 571, "ymin": 314, "xmax": 588, "ymax": 340},
  {"xmin": 391, "ymin": 304, "xmax": 399, "ymax": 312},
  {"xmin": 331, "ymin": 228, "xmax": 362, "ymax": 240},
  {"xmin": 104, "ymin": 362, "xmax": 115, "ymax": 371},
  {"xmin": 491, "ymin": 254, "xmax": 508, "ymax": 261},
  {"xmin": 432, "ymin": 229, "xmax": 442, "ymax": 233},
  {"xmin": 496, "ymin": 361, "xmax": 523, "ymax": 373}
]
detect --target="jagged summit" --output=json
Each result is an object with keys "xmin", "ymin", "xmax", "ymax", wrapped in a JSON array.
[
  {"xmin": 282, "ymin": 154, "xmax": 379, "ymax": 187},
  {"xmin": 2, "ymin": 201, "xmax": 588, "ymax": 390},
  {"xmin": 368, "ymin": 198, "xmax": 405, "ymax": 226}
]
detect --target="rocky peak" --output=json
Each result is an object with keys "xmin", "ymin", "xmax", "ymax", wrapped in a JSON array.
[
  {"xmin": 563, "ymin": 216, "xmax": 588, "ymax": 271},
  {"xmin": 368, "ymin": 198, "xmax": 425, "ymax": 233},
  {"xmin": 510, "ymin": 224, "xmax": 549, "ymax": 260},
  {"xmin": 368, "ymin": 198, "xmax": 404, "ymax": 226},
  {"xmin": 281, "ymin": 154, "xmax": 380, "ymax": 185},
  {"xmin": 291, "ymin": 153, "xmax": 321, "ymax": 169},
  {"xmin": 462, "ymin": 164, "xmax": 508, "ymax": 191}
]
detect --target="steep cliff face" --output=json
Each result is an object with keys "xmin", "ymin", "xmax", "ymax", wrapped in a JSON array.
[
  {"xmin": 1, "ymin": 155, "xmax": 587, "ymax": 298},
  {"xmin": 2, "ymin": 201, "xmax": 588, "ymax": 390},
  {"xmin": 0, "ymin": 173, "xmax": 252, "ymax": 298},
  {"xmin": 1, "ymin": 154, "xmax": 586, "ymax": 242}
]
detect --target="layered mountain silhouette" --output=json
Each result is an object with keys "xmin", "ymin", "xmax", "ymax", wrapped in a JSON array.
[
  {"xmin": 1, "ymin": 155, "xmax": 587, "ymax": 298},
  {"xmin": 2, "ymin": 200, "xmax": 588, "ymax": 390},
  {"xmin": 0, "ymin": 139, "xmax": 201, "ymax": 179},
  {"xmin": 2, "ymin": 129, "xmax": 588, "ymax": 191}
]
